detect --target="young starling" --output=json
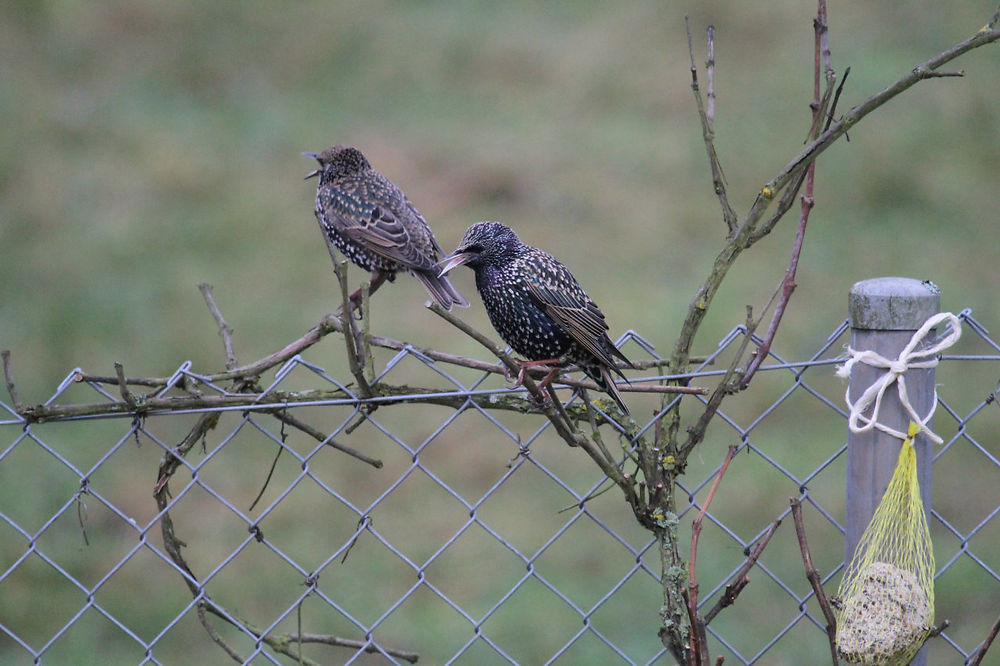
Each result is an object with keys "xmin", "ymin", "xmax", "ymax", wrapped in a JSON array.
[
  {"xmin": 304, "ymin": 145, "xmax": 468, "ymax": 310},
  {"xmin": 439, "ymin": 221, "xmax": 634, "ymax": 414}
]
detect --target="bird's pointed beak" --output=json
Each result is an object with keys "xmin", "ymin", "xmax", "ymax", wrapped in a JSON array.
[
  {"xmin": 302, "ymin": 152, "xmax": 320, "ymax": 180},
  {"xmin": 438, "ymin": 251, "xmax": 475, "ymax": 277}
]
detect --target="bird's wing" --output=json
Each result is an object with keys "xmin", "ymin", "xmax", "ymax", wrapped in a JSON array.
[
  {"xmin": 524, "ymin": 263, "xmax": 620, "ymax": 370},
  {"xmin": 320, "ymin": 174, "xmax": 440, "ymax": 270}
]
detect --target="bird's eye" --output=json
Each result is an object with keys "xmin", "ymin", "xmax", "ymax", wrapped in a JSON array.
[{"xmin": 463, "ymin": 244, "xmax": 484, "ymax": 254}]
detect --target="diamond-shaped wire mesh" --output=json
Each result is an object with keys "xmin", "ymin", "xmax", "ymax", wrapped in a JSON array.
[{"xmin": 1, "ymin": 311, "xmax": 998, "ymax": 664}]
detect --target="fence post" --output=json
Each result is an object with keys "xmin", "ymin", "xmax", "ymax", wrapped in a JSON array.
[{"xmin": 844, "ymin": 277, "xmax": 939, "ymax": 665}]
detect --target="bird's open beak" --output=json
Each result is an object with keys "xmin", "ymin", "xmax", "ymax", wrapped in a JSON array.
[
  {"xmin": 302, "ymin": 152, "xmax": 320, "ymax": 180},
  {"xmin": 437, "ymin": 251, "xmax": 475, "ymax": 277}
]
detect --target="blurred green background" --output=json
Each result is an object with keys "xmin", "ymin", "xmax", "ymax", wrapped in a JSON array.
[{"xmin": 2, "ymin": 1, "xmax": 999, "ymax": 664}]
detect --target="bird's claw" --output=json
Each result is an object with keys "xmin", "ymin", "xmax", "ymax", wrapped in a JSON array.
[
  {"xmin": 505, "ymin": 365, "xmax": 528, "ymax": 388},
  {"xmin": 528, "ymin": 390, "xmax": 552, "ymax": 410}
]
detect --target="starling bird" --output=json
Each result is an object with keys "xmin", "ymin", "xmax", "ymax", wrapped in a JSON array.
[
  {"xmin": 305, "ymin": 145, "xmax": 468, "ymax": 310},
  {"xmin": 439, "ymin": 221, "xmax": 634, "ymax": 414}
]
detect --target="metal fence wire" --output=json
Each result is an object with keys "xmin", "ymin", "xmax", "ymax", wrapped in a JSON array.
[{"xmin": 1, "ymin": 309, "xmax": 998, "ymax": 665}]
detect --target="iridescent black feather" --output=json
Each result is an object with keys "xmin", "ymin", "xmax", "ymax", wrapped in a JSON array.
[
  {"xmin": 441, "ymin": 221, "xmax": 633, "ymax": 414},
  {"xmin": 305, "ymin": 145, "xmax": 468, "ymax": 310}
]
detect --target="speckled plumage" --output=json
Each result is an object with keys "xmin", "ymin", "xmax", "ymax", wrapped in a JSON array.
[
  {"xmin": 305, "ymin": 145, "xmax": 468, "ymax": 310},
  {"xmin": 440, "ymin": 221, "xmax": 633, "ymax": 414}
]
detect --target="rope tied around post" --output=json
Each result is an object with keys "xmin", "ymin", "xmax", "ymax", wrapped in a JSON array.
[{"xmin": 836, "ymin": 312, "xmax": 961, "ymax": 444}]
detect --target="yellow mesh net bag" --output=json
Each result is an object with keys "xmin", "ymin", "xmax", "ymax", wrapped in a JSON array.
[{"xmin": 835, "ymin": 422, "xmax": 935, "ymax": 666}]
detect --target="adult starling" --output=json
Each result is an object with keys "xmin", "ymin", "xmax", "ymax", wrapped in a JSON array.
[
  {"xmin": 304, "ymin": 145, "xmax": 468, "ymax": 310},
  {"xmin": 439, "ymin": 221, "xmax": 634, "ymax": 414}
]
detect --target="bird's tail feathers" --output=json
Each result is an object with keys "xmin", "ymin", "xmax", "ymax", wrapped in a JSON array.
[
  {"xmin": 608, "ymin": 343, "xmax": 635, "ymax": 382},
  {"xmin": 583, "ymin": 364, "xmax": 630, "ymax": 415},
  {"xmin": 599, "ymin": 367, "xmax": 630, "ymax": 415},
  {"xmin": 413, "ymin": 270, "xmax": 470, "ymax": 310}
]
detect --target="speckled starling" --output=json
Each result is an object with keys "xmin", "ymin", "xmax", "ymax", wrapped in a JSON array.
[
  {"xmin": 305, "ymin": 145, "xmax": 468, "ymax": 310},
  {"xmin": 439, "ymin": 221, "xmax": 633, "ymax": 414}
]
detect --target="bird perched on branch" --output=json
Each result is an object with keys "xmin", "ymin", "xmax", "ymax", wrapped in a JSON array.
[
  {"xmin": 304, "ymin": 145, "xmax": 468, "ymax": 311},
  {"xmin": 439, "ymin": 221, "xmax": 634, "ymax": 414}
]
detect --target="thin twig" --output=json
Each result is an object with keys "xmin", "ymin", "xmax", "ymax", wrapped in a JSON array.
[
  {"xmin": 1, "ymin": 350, "xmax": 23, "ymax": 413},
  {"xmin": 740, "ymin": 0, "xmax": 831, "ymax": 388},
  {"xmin": 687, "ymin": 444, "xmax": 739, "ymax": 665},
  {"xmin": 264, "ymin": 407, "xmax": 382, "ymax": 468},
  {"xmin": 199, "ymin": 283, "xmax": 238, "ymax": 370},
  {"xmin": 249, "ymin": 412, "xmax": 287, "ymax": 512},
  {"xmin": 790, "ymin": 497, "xmax": 839, "ymax": 665},
  {"xmin": 680, "ymin": 306, "xmax": 760, "ymax": 458},
  {"xmin": 971, "ymin": 610, "xmax": 1000, "ymax": 666},
  {"xmin": 361, "ymin": 281, "xmax": 376, "ymax": 383},
  {"xmin": 706, "ymin": 25, "xmax": 716, "ymax": 127},
  {"xmin": 927, "ymin": 618, "xmax": 950, "ymax": 639},
  {"xmin": 740, "ymin": 186, "xmax": 811, "ymax": 387},
  {"xmin": 580, "ymin": 387, "xmax": 617, "ymax": 466},
  {"xmin": 275, "ymin": 633, "xmax": 419, "ymax": 664},
  {"xmin": 825, "ymin": 67, "xmax": 850, "ymax": 133},
  {"xmin": 114, "ymin": 362, "xmax": 137, "ymax": 410},
  {"xmin": 197, "ymin": 602, "xmax": 244, "ymax": 663},
  {"xmin": 703, "ymin": 518, "xmax": 781, "ymax": 624},
  {"xmin": 685, "ymin": 17, "xmax": 736, "ymax": 233},
  {"xmin": 335, "ymin": 259, "xmax": 373, "ymax": 398}
]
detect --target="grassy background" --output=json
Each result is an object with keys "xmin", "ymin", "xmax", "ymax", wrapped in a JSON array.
[{"xmin": 2, "ymin": 1, "xmax": 999, "ymax": 664}]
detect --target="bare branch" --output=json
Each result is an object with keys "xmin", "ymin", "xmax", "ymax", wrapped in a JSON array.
[
  {"xmin": 706, "ymin": 25, "xmax": 717, "ymax": 127},
  {"xmin": 685, "ymin": 17, "xmax": 737, "ymax": 233},
  {"xmin": 114, "ymin": 362, "xmax": 137, "ymax": 410},
  {"xmin": 197, "ymin": 602, "xmax": 244, "ymax": 664},
  {"xmin": 687, "ymin": 444, "xmax": 739, "ymax": 665},
  {"xmin": 265, "ymin": 407, "xmax": 382, "ymax": 468},
  {"xmin": 971, "ymin": 609, "xmax": 1000, "ymax": 666},
  {"xmin": 790, "ymin": 497, "xmax": 839, "ymax": 665},
  {"xmin": 199, "ymin": 283, "xmax": 238, "ymax": 370},
  {"xmin": 335, "ymin": 259, "xmax": 373, "ymax": 398},
  {"xmin": 703, "ymin": 518, "xmax": 781, "ymax": 624},
  {"xmin": 741, "ymin": 0, "xmax": 832, "ymax": 386},
  {"xmin": 2, "ymin": 350, "xmax": 23, "ymax": 413},
  {"xmin": 669, "ymin": 15, "xmax": 1000, "ymax": 387},
  {"xmin": 680, "ymin": 306, "xmax": 761, "ymax": 458}
]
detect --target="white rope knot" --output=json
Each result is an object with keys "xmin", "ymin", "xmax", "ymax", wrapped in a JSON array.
[{"xmin": 835, "ymin": 312, "xmax": 961, "ymax": 444}]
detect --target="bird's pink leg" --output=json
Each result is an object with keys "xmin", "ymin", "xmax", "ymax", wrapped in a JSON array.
[
  {"xmin": 346, "ymin": 272, "xmax": 391, "ymax": 319},
  {"xmin": 506, "ymin": 358, "xmax": 563, "ymax": 387}
]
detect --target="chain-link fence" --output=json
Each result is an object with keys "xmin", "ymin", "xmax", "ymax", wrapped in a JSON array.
[{"xmin": 1, "ymin": 308, "xmax": 998, "ymax": 665}]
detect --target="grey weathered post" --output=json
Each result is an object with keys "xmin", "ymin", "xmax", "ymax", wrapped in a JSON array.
[{"xmin": 844, "ymin": 277, "xmax": 938, "ymax": 665}]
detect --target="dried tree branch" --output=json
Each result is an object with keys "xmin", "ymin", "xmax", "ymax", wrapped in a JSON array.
[
  {"xmin": 1, "ymin": 350, "xmax": 23, "ymax": 413},
  {"xmin": 669, "ymin": 10, "xmax": 1000, "ymax": 391},
  {"xmin": 790, "ymin": 497, "xmax": 839, "ymax": 665},
  {"xmin": 703, "ymin": 518, "xmax": 781, "ymax": 624},
  {"xmin": 679, "ymin": 306, "xmax": 762, "ymax": 458},
  {"xmin": 971, "ymin": 609, "xmax": 1000, "ymax": 666},
  {"xmin": 335, "ymin": 259, "xmax": 373, "ymax": 398},
  {"xmin": 686, "ymin": 18, "xmax": 736, "ymax": 233},
  {"xmin": 199, "ymin": 283, "xmax": 238, "ymax": 370},
  {"xmin": 687, "ymin": 444, "xmax": 738, "ymax": 665},
  {"xmin": 740, "ymin": 1, "xmax": 834, "ymax": 388},
  {"xmin": 196, "ymin": 602, "xmax": 244, "ymax": 663},
  {"xmin": 706, "ymin": 25, "xmax": 717, "ymax": 127},
  {"xmin": 264, "ymin": 406, "xmax": 382, "ymax": 468},
  {"xmin": 114, "ymin": 362, "xmax": 137, "ymax": 410}
]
